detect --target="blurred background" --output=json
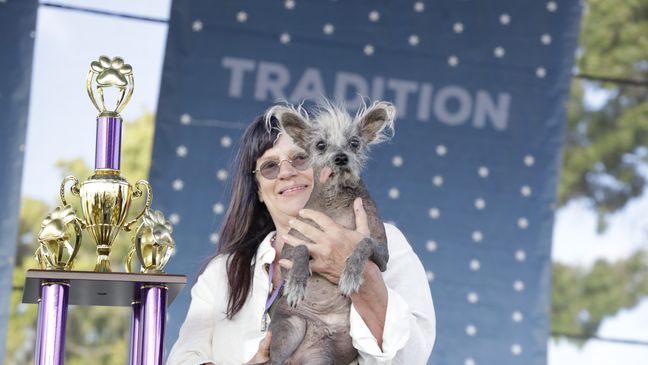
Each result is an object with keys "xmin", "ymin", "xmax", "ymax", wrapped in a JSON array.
[{"xmin": 1, "ymin": 0, "xmax": 647, "ymax": 364}]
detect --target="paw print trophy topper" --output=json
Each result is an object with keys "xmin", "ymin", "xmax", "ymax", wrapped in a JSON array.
[
  {"xmin": 35, "ymin": 55, "xmax": 174, "ymax": 272},
  {"xmin": 86, "ymin": 55, "xmax": 134, "ymax": 117}
]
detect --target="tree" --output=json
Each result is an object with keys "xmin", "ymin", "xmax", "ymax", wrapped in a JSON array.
[
  {"xmin": 552, "ymin": 251, "xmax": 648, "ymax": 342},
  {"xmin": 6, "ymin": 112, "xmax": 155, "ymax": 365},
  {"xmin": 558, "ymin": 0, "xmax": 648, "ymax": 228},
  {"xmin": 551, "ymin": 0, "xmax": 648, "ymax": 343}
]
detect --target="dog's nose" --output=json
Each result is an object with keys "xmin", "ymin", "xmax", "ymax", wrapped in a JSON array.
[{"xmin": 334, "ymin": 153, "xmax": 348, "ymax": 166}]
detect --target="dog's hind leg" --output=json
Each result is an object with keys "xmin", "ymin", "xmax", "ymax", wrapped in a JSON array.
[
  {"xmin": 339, "ymin": 237, "xmax": 388, "ymax": 295},
  {"xmin": 268, "ymin": 314, "xmax": 307, "ymax": 365},
  {"xmin": 281, "ymin": 244, "xmax": 311, "ymax": 307}
]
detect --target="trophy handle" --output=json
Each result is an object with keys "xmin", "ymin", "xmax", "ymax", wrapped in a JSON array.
[
  {"xmin": 86, "ymin": 69, "xmax": 103, "ymax": 113},
  {"xmin": 125, "ymin": 244, "xmax": 138, "ymax": 273},
  {"xmin": 64, "ymin": 219, "xmax": 83, "ymax": 270},
  {"xmin": 115, "ymin": 74, "xmax": 134, "ymax": 114},
  {"xmin": 123, "ymin": 180, "xmax": 152, "ymax": 231},
  {"xmin": 59, "ymin": 176, "xmax": 81, "ymax": 206},
  {"xmin": 34, "ymin": 246, "xmax": 47, "ymax": 269}
]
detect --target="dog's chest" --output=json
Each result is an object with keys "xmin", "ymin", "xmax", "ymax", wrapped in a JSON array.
[
  {"xmin": 287, "ymin": 274, "xmax": 351, "ymax": 320},
  {"xmin": 306, "ymin": 184, "xmax": 364, "ymax": 231}
]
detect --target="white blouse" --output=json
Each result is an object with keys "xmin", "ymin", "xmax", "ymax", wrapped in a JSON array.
[{"xmin": 166, "ymin": 223, "xmax": 435, "ymax": 365}]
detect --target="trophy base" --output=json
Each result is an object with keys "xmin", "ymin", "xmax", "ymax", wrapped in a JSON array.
[{"xmin": 22, "ymin": 269, "xmax": 186, "ymax": 306}]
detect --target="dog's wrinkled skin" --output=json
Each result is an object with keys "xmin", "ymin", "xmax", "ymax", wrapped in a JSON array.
[{"xmin": 260, "ymin": 101, "xmax": 395, "ymax": 365}]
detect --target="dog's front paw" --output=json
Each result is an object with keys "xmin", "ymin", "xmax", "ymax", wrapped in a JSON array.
[
  {"xmin": 339, "ymin": 265, "xmax": 364, "ymax": 296},
  {"xmin": 284, "ymin": 274, "xmax": 308, "ymax": 307}
]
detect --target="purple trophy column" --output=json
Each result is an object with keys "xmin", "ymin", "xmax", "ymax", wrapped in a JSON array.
[
  {"xmin": 140, "ymin": 285, "xmax": 167, "ymax": 365},
  {"xmin": 95, "ymin": 116, "xmax": 122, "ymax": 170},
  {"xmin": 129, "ymin": 300, "xmax": 142, "ymax": 365},
  {"xmin": 34, "ymin": 282, "xmax": 69, "ymax": 365}
]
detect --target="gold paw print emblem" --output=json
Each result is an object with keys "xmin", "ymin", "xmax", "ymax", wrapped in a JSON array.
[
  {"xmin": 86, "ymin": 55, "xmax": 134, "ymax": 116},
  {"xmin": 90, "ymin": 56, "xmax": 132, "ymax": 87}
]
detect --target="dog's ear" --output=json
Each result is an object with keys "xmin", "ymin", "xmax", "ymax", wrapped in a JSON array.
[
  {"xmin": 357, "ymin": 101, "xmax": 395, "ymax": 145},
  {"xmin": 265, "ymin": 105, "xmax": 310, "ymax": 147}
]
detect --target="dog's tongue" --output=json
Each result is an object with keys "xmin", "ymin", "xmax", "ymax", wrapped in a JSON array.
[{"xmin": 319, "ymin": 166, "xmax": 333, "ymax": 183}]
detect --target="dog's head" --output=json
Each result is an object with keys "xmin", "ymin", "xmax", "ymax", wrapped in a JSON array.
[{"xmin": 265, "ymin": 101, "xmax": 395, "ymax": 186}]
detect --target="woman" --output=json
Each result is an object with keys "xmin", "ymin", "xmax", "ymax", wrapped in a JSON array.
[{"xmin": 167, "ymin": 114, "xmax": 435, "ymax": 365}]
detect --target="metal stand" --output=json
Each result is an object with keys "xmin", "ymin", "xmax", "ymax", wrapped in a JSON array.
[{"xmin": 23, "ymin": 270, "xmax": 186, "ymax": 365}]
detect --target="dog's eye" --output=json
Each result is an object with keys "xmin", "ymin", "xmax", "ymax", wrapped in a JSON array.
[
  {"xmin": 316, "ymin": 141, "xmax": 327, "ymax": 152},
  {"xmin": 349, "ymin": 137, "xmax": 361, "ymax": 149}
]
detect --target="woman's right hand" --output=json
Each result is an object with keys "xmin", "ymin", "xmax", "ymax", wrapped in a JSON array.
[
  {"xmin": 282, "ymin": 197, "xmax": 370, "ymax": 285},
  {"xmin": 245, "ymin": 331, "xmax": 272, "ymax": 364}
]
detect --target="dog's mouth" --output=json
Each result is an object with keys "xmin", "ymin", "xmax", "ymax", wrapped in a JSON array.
[
  {"xmin": 328, "ymin": 166, "xmax": 352, "ymax": 179},
  {"xmin": 335, "ymin": 166, "xmax": 351, "ymax": 173},
  {"xmin": 318, "ymin": 166, "xmax": 355, "ymax": 184}
]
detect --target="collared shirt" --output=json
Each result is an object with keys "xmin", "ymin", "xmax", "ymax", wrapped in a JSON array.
[{"xmin": 166, "ymin": 224, "xmax": 435, "ymax": 365}]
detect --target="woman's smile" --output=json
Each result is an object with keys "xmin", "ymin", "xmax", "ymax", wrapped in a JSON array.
[{"xmin": 278, "ymin": 184, "xmax": 309, "ymax": 195}]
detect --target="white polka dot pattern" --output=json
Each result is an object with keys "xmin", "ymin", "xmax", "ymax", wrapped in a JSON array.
[{"xmin": 152, "ymin": 3, "xmax": 582, "ymax": 363}]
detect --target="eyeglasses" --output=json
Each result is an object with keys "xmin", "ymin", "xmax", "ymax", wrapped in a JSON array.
[{"xmin": 253, "ymin": 153, "xmax": 310, "ymax": 179}]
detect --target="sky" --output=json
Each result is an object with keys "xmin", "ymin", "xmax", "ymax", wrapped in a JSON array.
[
  {"xmin": 17, "ymin": 1, "xmax": 648, "ymax": 364},
  {"xmin": 21, "ymin": 0, "xmax": 170, "ymax": 206}
]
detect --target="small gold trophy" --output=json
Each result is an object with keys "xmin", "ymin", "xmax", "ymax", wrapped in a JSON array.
[
  {"xmin": 34, "ymin": 205, "xmax": 82, "ymax": 270},
  {"xmin": 36, "ymin": 56, "xmax": 174, "ymax": 273},
  {"xmin": 126, "ymin": 210, "xmax": 175, "ymax": 274}
]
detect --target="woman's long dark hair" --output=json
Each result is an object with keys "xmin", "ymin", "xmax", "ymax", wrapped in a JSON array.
[{"xmin": 217, "ymin": 115, "xmax": 280, "ymax": 319}]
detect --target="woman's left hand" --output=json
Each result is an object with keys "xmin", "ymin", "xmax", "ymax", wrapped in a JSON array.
[{"xmin": 281, "ymin": 197, "xmax": 370, "ymax": 285}]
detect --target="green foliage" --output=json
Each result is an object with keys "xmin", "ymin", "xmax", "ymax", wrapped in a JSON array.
[
  {"xmin": 552, "ymin": 0, "xmax": 648, "ymax": 344},
  {"xmin": 6, "ymin": 112, "xmax": 155, "ymax": 365},
  {"xmin": 558, "ymin": 0, "xmax": 648, "ymax": 229},
  {"xmin": 552, "ymin": 251, "xmax": 648, "ymax": 344},
  {"xmin": 578, "ymin": 0, "xmax": 647, "ymax": 78},
  {"xmin": 14, "ymin": 197, "xmax": 50, "ymax": 267}
]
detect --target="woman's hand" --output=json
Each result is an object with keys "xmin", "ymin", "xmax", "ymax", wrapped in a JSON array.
[
  {"xmin": 245, "ymin": 331, "xmax": 271, "ymax": 364},
  {"xmin": 281, "ymin": 197, "xmax": 370, "ymax": 285}
]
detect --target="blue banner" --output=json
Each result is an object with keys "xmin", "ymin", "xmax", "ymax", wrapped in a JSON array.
[
  {"xmin": 0, "ymin": 0, "xmax": 38, "ymax": 360},
  {"xmin": 151, "ymin": 1, "xmax": 581, "ymax": 363}
]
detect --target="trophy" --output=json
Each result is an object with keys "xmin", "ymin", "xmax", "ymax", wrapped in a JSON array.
[
  {"xmin": 35, "ymin": 55, "xmax": 175, "ymax": 273},
  {"xmin": 26, "ymin": 56, "xmax": 185, "ymax": 365},
  {"xmin": 34, "ymin": 205, "xmax": 82, "ymax": 270}
]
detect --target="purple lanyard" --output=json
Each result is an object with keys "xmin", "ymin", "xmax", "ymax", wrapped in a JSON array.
[
  {"xmin": 265, "ymin": 263, "xmax": 284, "ymax": 310},
  {"xmin": 262, "ymin": 236, "xmax": 284, "ymax": 331}
]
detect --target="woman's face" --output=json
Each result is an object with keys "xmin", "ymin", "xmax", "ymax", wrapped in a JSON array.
[{"xmin": 255, "ymin": 134, "xmax": 314, "ymax": 227}]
